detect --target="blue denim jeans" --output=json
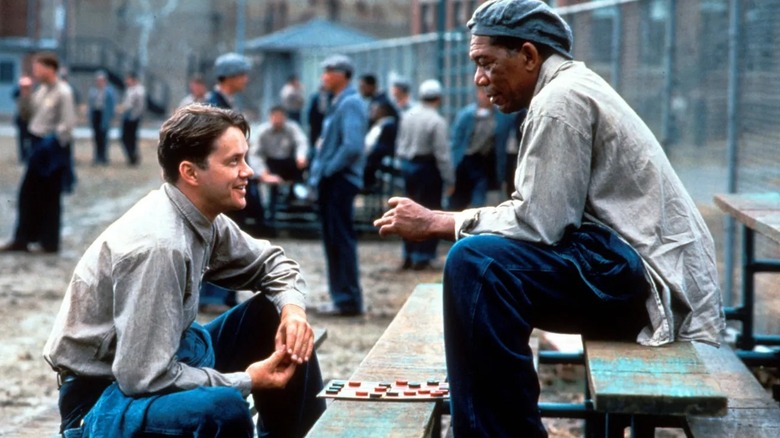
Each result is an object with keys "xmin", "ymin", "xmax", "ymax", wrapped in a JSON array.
[
  {"xmin": 317, "ymin": 174, "xmax": 362, "ymax": 313},
  {"xmin": 443, "ymin": 225, "xmax": 649, "ymax": 437},
  {"xmin": 401, "ymin": 158, "xmax": 443, "ymax": 264},
  {"xmin": 61, "ymin": 294, "xmax": 325, "ymax": 437},
  {"xmin": 449, "ymin": 153, "xmax": 490, "ymax": 211}
]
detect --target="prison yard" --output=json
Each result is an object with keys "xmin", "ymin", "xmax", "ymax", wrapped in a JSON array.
[
  {"xmin": 0, "ymin": 122, "xmax": 778, "ymax": 437},
  {"xmin": 3, "ymin": 0, "xmax": 780, "ymax": 436}
]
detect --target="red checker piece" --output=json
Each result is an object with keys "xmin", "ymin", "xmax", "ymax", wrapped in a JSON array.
[
  {"xmin": 395, "ymin": 379, "xmax": 408, "ymax": 386},
  {"xmin": 348, "ymin": 381, "xmax": 361, "ymax": 387},
  {"xmin": 403, "ymin": 390, "xmax": 417, "ymax": 396},
  {"xmin": 355, "ymin": 391, "xmax": 369, "ymax": 397}
]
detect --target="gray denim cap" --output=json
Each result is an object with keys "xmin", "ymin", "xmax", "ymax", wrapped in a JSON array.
[
  {"xmin": 467, "ymin": 0, "xmax": 573, "ymax": 60},
  {"xmin": 214, "ymin": 53, "xmax": 251, "ymax": 78},
  {"xmin": 320, "ymin": 54, "xmax": 354, "ymax": 75}
]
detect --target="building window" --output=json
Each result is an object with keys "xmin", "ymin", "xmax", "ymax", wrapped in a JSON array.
[
  {"xmin": 640, "ymin": 0, "xmax": 668, "ymax": 66},
  {"xmin": 0, "ymin": 61, "xmax": 15, "ymax": 84},
  {"xmin": 590, "ymin": 6, "xmax": 617, "ymax": 63}
]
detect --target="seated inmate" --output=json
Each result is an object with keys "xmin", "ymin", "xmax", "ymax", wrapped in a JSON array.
[
  {"xmin": 44, "ymin": 104, "xmax": 325, "ymax": 438},
  {"xmin": 375, "ymin": 1, "xmax": 725, "ymax": 437}
]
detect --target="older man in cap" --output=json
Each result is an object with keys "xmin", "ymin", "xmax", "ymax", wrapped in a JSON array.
[
  {"xmin": 309, "ymin": 54, "xmax": 368, "ymax": 316},
  {"xmin": 208, "ymin": 52, "xmax": 251, "ymax": 111},
  {"xmin": 394, "ymin": 79, "xmax": 454, "ymax": 271},
  {"xmin": 375, "ymin": 0, "xmax": 724, "ymax": 436}
]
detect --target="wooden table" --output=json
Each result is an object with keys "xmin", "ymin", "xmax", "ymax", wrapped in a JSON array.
[
  {"xmin": 306, "ymin": 284, "xmax": 447, "ymax": 438},
  {"xmin": 714, "ymin": 192, "xmax": 780, "ymax": 360}
]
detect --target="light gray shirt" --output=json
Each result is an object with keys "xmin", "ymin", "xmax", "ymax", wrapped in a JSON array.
[
  {"xmin": 43, "ymin": 184, "xmax": 307, "ymax": 397},
  {"xmin": 250, "ymin": 120, "xmax": 308, "ymax": 176},
  {"xmin": 26, "ymin": 79, "xmax": 76, "ymax": 144},
  {"xmin": 455, "ymin": 55, "xmax": 725, "ymax": 347},
  {"xmin": 396, "ymin": 103, "xmax": 455, "ymax": 186},
  {"xmin": 122, "ymin": 83, "xmax": 146, "ymax": 120}
]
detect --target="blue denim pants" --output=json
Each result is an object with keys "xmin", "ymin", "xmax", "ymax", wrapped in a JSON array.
[
  {"xmin": 401, "ymin": 158, "xmax": 443, "ymax": 264},
  {"xmin": 60, "ymin": 294, "xmax": 325, "ymax": 437},
  {"xmin": 317, "ymin": 174, "xmax": 362, "ymax": 313},
  {"xmin": 443, "ymin": 225, "xmax": 649, "ymax": 437}
]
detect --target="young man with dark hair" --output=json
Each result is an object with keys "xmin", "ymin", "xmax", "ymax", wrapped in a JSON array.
[
  {"xmin": 120, "ymin": 72, "xmax": 146, "ymax": 166},
  {"xmin": 375, "ymin": 1, "xmax": 724, "ymax": 436},
  {"xmin": 44, "ymin": 104, "xmax": 325, "ymax": 437},
  {"xmin": 2, "ymin": 52, "xmax": 75, "ymax": 254}
]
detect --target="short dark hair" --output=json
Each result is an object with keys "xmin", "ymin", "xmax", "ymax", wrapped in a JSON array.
[
  {"xmin": 189, "ymin": 73, "xmax": 206, "ymax": 85},
  {"xmin": 157, "ymin": 104, "xmax": 250, "ymax": 183},
  {"xmin": 488, "ymin": 36, "xmax": 556, "ymax": 61},
  {"xmin": 269, "ymin": 104, "xmax": 286, "ymax": 115},
  {"xmin": 34, "ymin": 52, "xmax": 59, "ymax": 71},
  {"xmin": 360, "ymin": 74, "xmax": 378, "ymax": 87}
]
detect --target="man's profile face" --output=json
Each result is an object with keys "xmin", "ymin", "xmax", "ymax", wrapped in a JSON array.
[
  {"xmin": 225, "ymin": 73, "xmax": 249, "ymax": 92},
  {"xmin": 195, "ymin": 126, "xmax": 253, "ymax": 219},
  {"xmin": 270, "ymin": 110, "xmax": 286, "ymax": 129},
  {"xmin": 32, "ymin": 62, "xmax": 54, "ymax": 82},
  {"xmin": 321, "ymin": 69, "xmax": 346, "ymax": 93},
  {"xmin": 469, "ymin": 35, "xmax": 537, "ymax": 113}
]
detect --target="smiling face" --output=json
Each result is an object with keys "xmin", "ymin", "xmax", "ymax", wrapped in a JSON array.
[
  {"xmin": 190, "ymin": 126, "xmax": 254, "ymax": 220},
  {"xmin": 469, "ymin": 35, "xmax": 541, "ymax": 113}
]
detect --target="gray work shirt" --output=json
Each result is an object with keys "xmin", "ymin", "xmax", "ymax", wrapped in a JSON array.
[
  {"xmin": 250, "ymin": 120, "xmax": 309, "ymax": 176},
  {"xmin": 43, "ymin": 184, "xmax": 307, "ymax": 397},
  {"xmin": 396, "ymin": 103, "xmax": 455, "ymax": 186},
  {"xmin": 26, "ymin": 79, "xmax": 76, "ymax": 144},
  {"xmin": 455, "ymin": 55, "xmax": 725, "ymax": 347}
]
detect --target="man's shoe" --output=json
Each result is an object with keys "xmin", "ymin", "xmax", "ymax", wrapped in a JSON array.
[
  {"xmin": 312, "ymin": 302, "xmax": 363, "ymax": 317},
  {"xmin": 411, "ymin": 261, "xmax": 432, "ymax": 271},
  {"xmin": 0, "ymin": 242, "xmax": 28, "ymax": 252},
  {"xmin": 399, "ymin": 259, "xmax": 413, "ymax": 271}
]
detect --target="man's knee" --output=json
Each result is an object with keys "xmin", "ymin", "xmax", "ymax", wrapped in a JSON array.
[
  {"xmin": 193, "ymin": 387, "xmax": 252, "ymax": 430},
  {"xmin": 445, "ymin": 235, "xmax": 496, "ymax": 277}
]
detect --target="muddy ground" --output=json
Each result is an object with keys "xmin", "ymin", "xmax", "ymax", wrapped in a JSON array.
[{"xmin": 0, "ymin": 132, "xmax": 775, "ymax": 437}]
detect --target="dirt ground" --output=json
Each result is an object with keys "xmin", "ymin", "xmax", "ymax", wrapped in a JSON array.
[{"xmin": 0, "ymin": 132, "xmax": 775, "ymax": 437}]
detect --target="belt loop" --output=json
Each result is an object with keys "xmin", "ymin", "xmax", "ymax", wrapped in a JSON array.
[{"xmin": 57, "ymin": 371, "xmax": 63, "ymax": 390}]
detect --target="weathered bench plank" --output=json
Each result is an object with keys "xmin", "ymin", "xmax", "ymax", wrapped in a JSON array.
[
  {"xmin": 585, "ymin": 340, "xmax": 727, "ymax": 417},
  {"xmin": 714, "ymin": 192, "xmax": 780, "ymax": 244},
  {"xmin": 306, "ymin": 283, "xmax": 446, "ymax": 438},
  {"xmin": 686, "ymin": 342, "xmax": 780, "ymax": 437}
]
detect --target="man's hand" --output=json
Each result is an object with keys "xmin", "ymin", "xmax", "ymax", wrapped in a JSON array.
[
  {"xmin": 261, "ymin": 172, "xmax": 284, "ymax": 184},
  {"xmin": 246, "ymin": 348, "xmax": 297, "ymax": 391},
  {"xmin": 276, "ymin": 304, "xmax": 314, "ymax": 364},
  {"xmin": 373, "ymin": 197, "xmax": 457, "ymax": 241},
  {"xmin": 296, "ymin": 157, "xmax": 308, "ymax": 170}
]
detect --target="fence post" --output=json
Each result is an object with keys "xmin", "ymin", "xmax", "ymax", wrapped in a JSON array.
[
  {"xmin": 723, "ymin": 0, "xmax": 743, "ymax": 306},
  {"xmin": 660, "ymin": 0, "xmax": 677, "ymax": 150},
  {"xmin": 610, "ymin": 6, "xmax": 623, "ymax": 92}
]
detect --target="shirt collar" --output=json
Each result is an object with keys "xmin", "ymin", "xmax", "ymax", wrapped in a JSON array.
[
  {"xmin": 163, "ymin": 183, "xmax": 214, "ymax": 244},
  {"xmin": 533, "ymin": 54, "xmax": 571, "ymax": 98}
]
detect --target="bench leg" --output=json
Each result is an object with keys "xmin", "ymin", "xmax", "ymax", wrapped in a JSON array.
[{"xmin": 604, "ymin": 413, "xmax": 632, "ymax": 438}]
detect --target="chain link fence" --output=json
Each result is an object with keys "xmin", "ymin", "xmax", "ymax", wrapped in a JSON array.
[{"xmin": 298, "ymin": 0, "xmax": 780, "ymax": 317}]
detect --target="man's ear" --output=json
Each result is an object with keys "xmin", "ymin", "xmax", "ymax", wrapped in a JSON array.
[
  {"xmin": 178, "ymin": 161, "xmax": 199, "ymax": 187},
  {"xmin": 520, "ymin": 42, "xmax": 542, "ymax": 73}
]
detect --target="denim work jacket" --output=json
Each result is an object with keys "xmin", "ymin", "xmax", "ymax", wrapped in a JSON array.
[
  {"xmin": 455, "ymin": 55, "xmax": 725, "ymax": 347},
  {"xmin": 309, "ymin": 84, "xmax": 368, "ymax": 189},
  {"xmin": 44, "ymin": 184, "xmax": 307, "ymax": 397}
]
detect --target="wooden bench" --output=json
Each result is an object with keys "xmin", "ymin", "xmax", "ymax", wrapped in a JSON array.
[
  {"xmin": 686, "ymin": 341, "xmax": 780, "ymax": 437},
  {"xmin": 306, "ymin": 283, "xmax": 446, "ymax": 438},
  {"xmin": 584, "ymin": 339, "xmax": 727, "ymax": 436},
  {"xmin": 584, "ymin": 338, "xmax": 780, "ymax": 437},
  {"xmin": 714, "ymin": 193, "xmax": 780, "ymax": 360}
]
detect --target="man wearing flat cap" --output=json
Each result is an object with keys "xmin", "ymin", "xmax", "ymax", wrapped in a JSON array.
[
  {"xmin": 375, "ymin": 1, "xmax": 724, "ymax": 436},
  {"xmin": 309, "ymin": 54, "xmax": 368, "ymax": 316}
]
